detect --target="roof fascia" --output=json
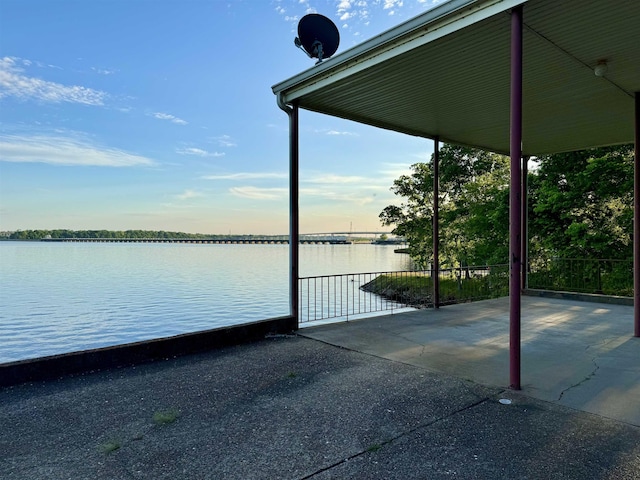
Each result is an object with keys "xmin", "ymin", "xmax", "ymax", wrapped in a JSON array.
[{"xmin": 272, "ymin": 0, "xmax": 528, "ymax": 103}]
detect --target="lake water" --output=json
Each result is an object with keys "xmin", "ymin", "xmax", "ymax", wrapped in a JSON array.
[{"xmin": 0, "ymin": 242, "xmax": 411, "ymax": 363}]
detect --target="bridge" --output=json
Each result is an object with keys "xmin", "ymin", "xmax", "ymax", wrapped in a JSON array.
[
  {"xmin": 39, "ymin": 232, "xmax": 403, "ymax": 245},
  {"xmin": 304, "ymin": 232, "xmax": 405, "ymax": 245},
  {"xmin": 38, "ymin": 232, "xmax": 403, "ymax": 245}
]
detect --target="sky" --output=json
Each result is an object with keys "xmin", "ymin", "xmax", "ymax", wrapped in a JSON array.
[{"xmin": 0, "ymin": 0, "xmax": 441, "ymax": 235}]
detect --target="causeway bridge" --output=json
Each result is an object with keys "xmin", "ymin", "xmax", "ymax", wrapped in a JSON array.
[{"xmin": 40, "ymin": 232, "xmax": 402, "ymax": 245}]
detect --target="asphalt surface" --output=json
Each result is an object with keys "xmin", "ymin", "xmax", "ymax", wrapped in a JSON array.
[{"xmin": 2, "ymin": 334, "xmax": 639, "ymax": 479}]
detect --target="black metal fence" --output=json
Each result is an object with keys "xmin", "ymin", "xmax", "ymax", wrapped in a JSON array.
[
  {"xmin": 298, "ymin": 264, "xmax": 509, "ymax": 323},
  {"xmin": 298, "ymin": 271, "xmax": 408, "ymax": 324},
  {"xmin": 298, "ymin": 258, "xmax": 633, "ymax": 324},
  {"xmin": 527, "ymin": 258, "xmax": 633, "ymax": 296}
]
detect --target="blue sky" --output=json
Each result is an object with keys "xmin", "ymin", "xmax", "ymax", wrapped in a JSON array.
[{"xmin": 0, "ymin": 0, "xmax": 438, "ymax": 235}]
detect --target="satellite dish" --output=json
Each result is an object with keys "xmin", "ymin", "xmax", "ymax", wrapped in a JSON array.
[{"xmin": 294, "ymin": 14, "xmax": 340, "ymax": 64}]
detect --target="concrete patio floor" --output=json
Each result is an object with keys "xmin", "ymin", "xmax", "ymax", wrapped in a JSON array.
[{"xmin": 301, "ymin": 296, "xmax": 640, "ymax": 427}]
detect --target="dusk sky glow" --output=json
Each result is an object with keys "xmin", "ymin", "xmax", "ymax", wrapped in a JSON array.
[{"xmin": 0, "ymin": 0, "xmax": 440, "ymax": 235}]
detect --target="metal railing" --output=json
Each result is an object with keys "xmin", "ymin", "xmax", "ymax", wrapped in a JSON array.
[
  {"xmin": 527, "ymin": 258, "xmax": 633, "ymax": 296},
  {"xmin": 299, "ymin": 264, "xmax": 509, "ymax": 323},
  {"xmin": 298, "ymin": 258, "xmax": 634, "ymax": 324},
  {"xmin": 298, "ymin": 271, "xmax": 410, "ymax": 324}
]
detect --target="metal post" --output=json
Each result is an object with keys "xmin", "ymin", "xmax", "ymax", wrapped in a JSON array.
[
  {"xmin": 277, "ymin": 94, "xmax": 300, "ymax": 330},
  {"xmin": 433, "ymin": 137, "xmax": 440, "ymax": 309},
  {"xmin": 521, "ymin": 155, "xmax": 529, "ymax": 291},
  {"xmin": 635, "ymin": 92, "xmax": 640, "ymax": 337},
  {"xmin": 509, "ymin": 5, "xmax": 523, "ymax": 390},
  {"xmin": 290, "ymin": 102, "xmax": 300, "ymax": 328}
]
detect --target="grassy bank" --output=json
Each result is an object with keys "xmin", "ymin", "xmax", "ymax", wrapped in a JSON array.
[{"xmin": 361, "ymin": 266, "xmax": 509, "ymax": 308}]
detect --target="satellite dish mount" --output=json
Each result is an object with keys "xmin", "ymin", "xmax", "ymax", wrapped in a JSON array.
[{"xmin": 294, "ymin": 14, "xmax": 340, "ymax": 64}]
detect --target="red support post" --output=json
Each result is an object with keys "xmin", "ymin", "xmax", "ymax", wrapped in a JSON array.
[
  {"xmin": 634, "ymin": 92, "xmax": 640, "ymax": 337},
  {"xmin": 509, "ymin": 5, "xmax": 523, "ymax": 390},
  {"xmin": 521, "ymin": 156, "xmax": 529, "ymax": 291},
  {"xmin": 433, "ymin": 137, "xmax": 440, "ymax": 309}
]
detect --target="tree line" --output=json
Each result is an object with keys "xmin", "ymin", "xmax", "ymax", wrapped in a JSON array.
[
  {"xmin": 380, "ymin": 144, "xmax": 635, "ymax": 269},
  {"xmin": 6, "ymin": 230, "xmax": 276, "ymax": 240}
]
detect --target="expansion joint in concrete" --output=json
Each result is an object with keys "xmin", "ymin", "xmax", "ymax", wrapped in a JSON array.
[{"xmin": 299, "ymin": 396, "xmax": 492, "ymax": 480}]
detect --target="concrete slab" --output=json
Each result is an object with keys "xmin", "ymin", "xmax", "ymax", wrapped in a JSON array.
[{"xmin": 301, "ymin": 296, "xmax": 640, "ymax": 426}]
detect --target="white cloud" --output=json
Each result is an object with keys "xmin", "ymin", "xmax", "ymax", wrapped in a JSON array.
[
  {"xmin": 175, "ymin": 189, "xmax": 204, "ymax": 200},
  {"xmin": 296, "ymin": 0, "xmax": 315, "ymax": 14},
  {"xmin": 411, "ymin": 151, "xmax": 432, "ymax": 161},
  {"xmin": 383, "ymin": 0, "xmax": 404, "ymax": 14},
  {"xmin": 0, "ymin": 134, "xmax": 155, "ymax": 167},
  {"xmin": 326, "ymin": 129, "xmax": 358, "ymax": 136},
  {"xmin": 296, "ymin": 168, "xmax": 397, "ymax": 206},
  {"xmin": 383, "ymin": 0, "xmax": 403, "ymax": 9},
  {"xmin": 202, "ymin": 172, "xmax": 287, "ymax": 181},
  {"xmin": 153, "ymin": 112, "xmax": 188, "ymax": 125},
  {"xmin": 313, "ymin": 128, "xmax": 358, "ymax": 136},
  {"xmin": 91, "ymin": 67, "xmax": 116, "ymax": 75},
  {"xmin": 0, "ymin": 56, "xmax": 107, "ymax": 105},
  {"xmin": 305, "ymin": 174, "xmax": 367, "ymax": 184},
  {"xmin": 301, "ymin": 187, "xmax": 375, "ymax": 206},
  {"xmin": 229, "ymin": 186, "xmax": 288, "ymax": 200},
  {"xmin": 378, "ymin": 162, "xmax": 414, "ymax": 181},
  {"xmin": 212, "ymin": 134, "xmax": 237, "ymax": 147},
  {"xmin": 176, "ymin": 147, "xmax": 225, "ymax": 157}
]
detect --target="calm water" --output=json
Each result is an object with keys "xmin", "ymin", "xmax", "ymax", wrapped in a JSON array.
[{"xmin": 0, "ymin": 242, "xmax": 411, "ymax": 363}]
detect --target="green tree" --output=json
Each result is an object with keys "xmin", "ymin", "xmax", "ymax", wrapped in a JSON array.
[
  {"xmin": 531, "ymin": 145, "xmax": 633, "ymax": 260},
  {"xmin": 380, "ymin": 145, "xmax": 510, "ymax": 268},
  {"xmin": 380, "ymin": 162, "xmax": 435, "ymax": 268}
]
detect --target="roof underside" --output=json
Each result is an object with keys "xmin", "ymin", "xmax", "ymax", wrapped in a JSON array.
[{"xmin": 273, "ymin": 0, "xmax": 640, "ymax": 156}]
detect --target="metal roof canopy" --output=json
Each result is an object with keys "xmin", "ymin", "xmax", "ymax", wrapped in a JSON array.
[
  {"xmin": 273, "ymin": 0, "xmax": 640, "ymax": 390},
  {"xmin": 272, "ymin": 0, "xmax": 639, "ymax": 156}
]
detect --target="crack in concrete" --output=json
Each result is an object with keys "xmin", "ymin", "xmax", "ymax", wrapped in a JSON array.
[
  {"xmin": 584, "ymin": 336, "xmax": 615, "ymax": 352},
  {"xmin": 557, "ymin": 357, "xmax": 600, "ymax": 402}
]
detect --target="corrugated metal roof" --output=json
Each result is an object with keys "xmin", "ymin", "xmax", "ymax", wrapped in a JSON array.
[{"xmin": 272, "ymin": 0, "xmax": 639, "ymax": 155}]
